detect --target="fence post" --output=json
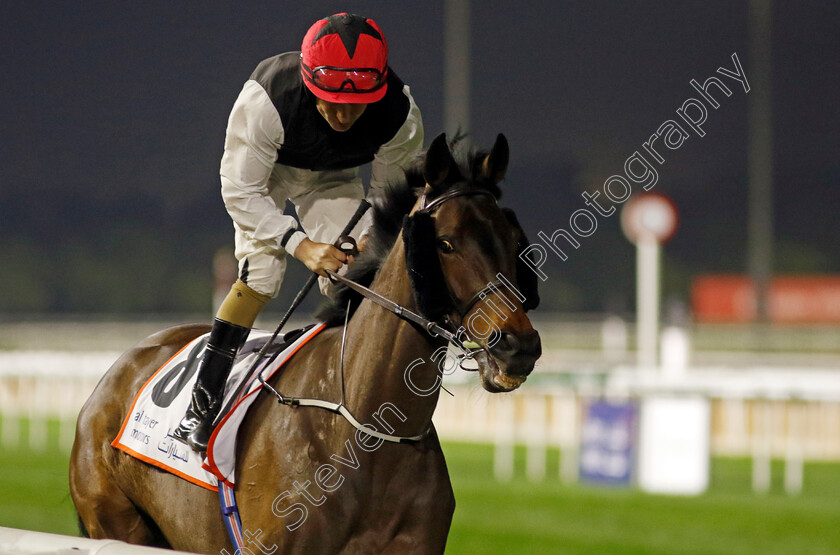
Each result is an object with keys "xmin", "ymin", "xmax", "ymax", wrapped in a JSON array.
[
  {"xmin": 752, "ymin": 399, "xmax": 772, "ymax": 493},
  {"xmin": 493, "ymin": 396, "xmax": 515, "ymax": 481},
  {"xmin": 1, "ymin": 377, "xmax": 21, "ymax": 450},
  {"xmin": 28, "ymin": 378, "xmax": 48, "ymax": 452},
  {"xmin": 525, "ymin": 395, "xmax": 546, "ymax": 482},
  {"xmin": 556, "ymin": 393, "xmax": 579, "ymax": 484},
  {"xmin": 784, "ymin": 401, "xmax": 803, "ymax": 495}
]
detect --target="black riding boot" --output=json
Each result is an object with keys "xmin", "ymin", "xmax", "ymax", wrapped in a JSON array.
[{"xmin": 172, "ymin": 318, "xmax": 250, "ymax": 453}]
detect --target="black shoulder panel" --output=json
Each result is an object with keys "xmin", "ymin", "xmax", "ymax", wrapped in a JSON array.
[{"xmin": 249, "ymin": 52, "xmax": 412, "ymax": 171}]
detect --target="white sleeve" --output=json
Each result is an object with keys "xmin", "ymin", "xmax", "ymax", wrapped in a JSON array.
[
  {"xmin": 219, "ymin": 80, "xmax": 308, "ymax": 256},
  {"xmin": 369, "ymin": 85, "xmax": 424, "ymax": 192}
]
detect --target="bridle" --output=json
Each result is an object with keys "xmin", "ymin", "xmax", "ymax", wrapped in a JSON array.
[
  {"xmin": 258, "ymin": 184, "xmax": 516, "ymax": 443},
  {"xmin": 333, "ymin": 184, "xmax": 510, "ymax": 353},
  {"xmin": 420, "ymin": 185, "xmax": 511, "ymax": 317},
  {"xmin": 417, "ymin": 184, "xmax": 494, "ymax": 212},
  {"xmin": 419, "ymin": 186, "xmax": 512, "ymax": 340}
]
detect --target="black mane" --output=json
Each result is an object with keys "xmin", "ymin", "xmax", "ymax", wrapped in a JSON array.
[{"xmin": 315, "ymin": 136, "xmax": 501, "ymax": 326}]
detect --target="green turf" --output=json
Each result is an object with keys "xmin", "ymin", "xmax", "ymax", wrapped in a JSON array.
[
  {"xmin": 0, "ymin": 420, "xmax": 78, "ymax": 536},
  {"xmin": 2, "ymin": 433, "xmax": 840, "ymax": 553},
  {"xmin": 443, "ymin": 444, "xmax": 840, "ymax": 554}
]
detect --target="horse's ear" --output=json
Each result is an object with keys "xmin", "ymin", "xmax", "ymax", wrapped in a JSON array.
[
  {"xmin": 424, "ymin": 133, "xmax": 455, "ymax": 190},
  {"xmin": 479, "ymin": 133, "xmax": 509, "ymax": 185}
]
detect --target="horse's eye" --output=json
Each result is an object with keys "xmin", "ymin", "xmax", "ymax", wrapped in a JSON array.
[{"xmin": 437, "ymin": 239, "xmax": 455, "ymax": 254}]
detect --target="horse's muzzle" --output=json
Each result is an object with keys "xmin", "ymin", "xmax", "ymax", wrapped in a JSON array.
[{"xmin": 491, "ymin": 329, "xmax": 541, "ymax": 377}]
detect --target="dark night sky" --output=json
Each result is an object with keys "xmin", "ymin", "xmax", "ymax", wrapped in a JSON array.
[{"xmin": 2, "ymin": 1, "xmax": 839, "ymax": 314}]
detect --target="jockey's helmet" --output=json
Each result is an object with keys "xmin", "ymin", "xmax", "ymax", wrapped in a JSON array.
[{"xmin": 300, "ymin": 13, "xmax": 389, "ymax": 104}]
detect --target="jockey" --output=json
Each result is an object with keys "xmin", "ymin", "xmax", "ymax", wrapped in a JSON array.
[{"xmin": 173, "ymin": 13, "xmax": 424, "ymax": 452}]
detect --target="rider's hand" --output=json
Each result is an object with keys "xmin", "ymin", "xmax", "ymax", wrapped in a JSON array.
[{"xmin": 293, "ymin": 238, "xmax": 348, "ymax": 277}]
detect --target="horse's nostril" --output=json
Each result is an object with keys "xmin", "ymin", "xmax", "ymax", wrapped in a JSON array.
[
  {"xmin": 494, "ymin": 332, "xmax": 520, "ymax": 355},
  {"xmin": 489, "ymin": 330, "xmax": 541, "ymax": 369},
  {"xmin": 523, "ymin": 330, "xmax": 542, "ymax": 358}
]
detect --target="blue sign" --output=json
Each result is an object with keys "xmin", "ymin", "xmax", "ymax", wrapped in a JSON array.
[{"xmin": 579, "ymin": 400, "xmax": 638, "ymax": 486}]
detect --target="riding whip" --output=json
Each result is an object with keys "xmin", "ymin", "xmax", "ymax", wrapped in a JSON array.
[
  {"xmin": 219, "ymin": 199, "xmax": 370, "ymax": 415},
  {"xmin": 274, "ymin": 198, "xmax": 370, "ymax": 334}
]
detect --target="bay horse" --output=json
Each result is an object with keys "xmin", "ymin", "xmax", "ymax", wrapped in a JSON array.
[{"xmin": 70, "ymin": 133, "xmax": 541, "ymax": 554}]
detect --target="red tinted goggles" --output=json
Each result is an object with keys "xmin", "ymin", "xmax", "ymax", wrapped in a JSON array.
[{"xmin": 301, "ymin": 62, "xmax": 386, "ymax": 94}]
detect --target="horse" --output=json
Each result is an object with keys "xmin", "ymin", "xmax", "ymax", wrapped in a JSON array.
[{"xmin": 69, "ymin": 133, "xmax": 542, "ymax": 554}]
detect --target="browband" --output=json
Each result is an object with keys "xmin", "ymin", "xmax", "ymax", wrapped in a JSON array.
[{"xmin": 418, "ymin": 185, "xmax": 497, "ymax": 213}]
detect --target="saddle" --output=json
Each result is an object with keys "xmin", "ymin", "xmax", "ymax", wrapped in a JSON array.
[{"xmin": 112, "ymin": 324, "xmax": 326, "ymax": 490}]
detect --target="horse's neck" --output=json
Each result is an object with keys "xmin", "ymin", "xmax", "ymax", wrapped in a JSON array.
[{"xmin": 341, "ymin": 239, "xmax": 445, "ymax": 436}]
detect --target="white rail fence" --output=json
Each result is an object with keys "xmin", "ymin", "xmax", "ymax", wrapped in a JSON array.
[
  {"xmin": 0, "ymin": 526, "xmax": 194, "ymax": 555},
  {"xmin": 432, "ymin": 362, "xmax": 840, "ymax": 495},
  {"xmin": 0, "ymin": 351, "xmax": 120, "ymax": 451},
  {"xmin": 4, "ymin": 349, "xmax": 840, "ymax": 494}
]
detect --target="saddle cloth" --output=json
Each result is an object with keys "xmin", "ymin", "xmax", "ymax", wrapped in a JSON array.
[{"xmin": 112, "ymin": 323, "xmax": 326, "ymax": 490}]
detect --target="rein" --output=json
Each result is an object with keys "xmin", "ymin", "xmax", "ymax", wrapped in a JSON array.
[
  {"xmin": 258, "ymin": 302, "xmax": 429, "ymax": 444},
  {"xmin": 325, "ymin": 270, "xmax": 482, "ymax": 353},
  {"xmin": 258, "ymin": 185, "xmax": 506, "ymax": 444}
]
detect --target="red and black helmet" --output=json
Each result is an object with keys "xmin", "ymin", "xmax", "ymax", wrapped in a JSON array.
[{"xmin": 300, "ymin": 13, "xmax": 389, "ymax": 104}]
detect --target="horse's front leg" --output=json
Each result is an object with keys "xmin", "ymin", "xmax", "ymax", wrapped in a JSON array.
[{"xmin": 379, "ymin": 491, "xmax": 455, "ymax": 555}]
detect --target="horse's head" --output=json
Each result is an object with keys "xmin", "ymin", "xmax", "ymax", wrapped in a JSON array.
[{"xmin": 403, "ymin": 133, "xmax": 542, "ymax": 392}]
